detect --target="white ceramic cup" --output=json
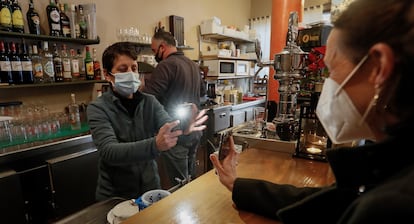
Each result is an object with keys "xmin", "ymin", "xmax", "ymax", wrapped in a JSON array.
[{"xmin": 141, "ymin": 189, "xmax": 171, "ymax": 207}]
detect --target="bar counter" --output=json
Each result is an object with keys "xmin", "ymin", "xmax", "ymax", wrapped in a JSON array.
[{"xmin": 123, "ymin": 148, "xmax": 336, "ymax": 224}]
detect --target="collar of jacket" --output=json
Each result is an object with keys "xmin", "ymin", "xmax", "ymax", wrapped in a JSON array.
[{"xmin": 326, "ymin": 118, "xmax": 414, "ymax": 189}]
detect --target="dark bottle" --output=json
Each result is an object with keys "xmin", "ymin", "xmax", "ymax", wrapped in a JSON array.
[
  {"xmin": 11, "ymin": 0, "xmax": 23, "ymax": 33},
  {"xmin": 46, "ymin": 0, "xmax": 61, "ymax": 36},
  {"xmin": 0, "ymin": 0, "xmax": 12, "ymax": 31},
  {"xmin": 77, "ymin": 4, "xmax": 87, "ymax": 39},
  {"xmin": 9, "ymin": 41, "xmax": 23, "ymax": 84},
  {"xmin": 59, "ymin": 2, "xmax": 70, "ymax": 37},
  {"xmin": 52, "ymin": 43, "xmax": 63, "ymax": 82},
  {"xmin": 84, "ymin": 46, "xmax": 94, "ymax": 80},
  {"xmin": 0, "ymin": 40, "xmax": 12, "ymax": 84},
  {"xmin": 92, "ymin": 48, "xmax": 101, "ymax": 80},
  {"xmin": 26, "ymin": 0, "xmax": 40, "ymax": 35},
  {"xmin": 20, "ymin": 41, "xmax": 34, "ymax": 84}
]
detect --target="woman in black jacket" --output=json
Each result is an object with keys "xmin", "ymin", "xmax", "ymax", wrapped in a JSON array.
[{"xmin": 210, "ymin": 0, "xmax": 414, "ymax": 223}]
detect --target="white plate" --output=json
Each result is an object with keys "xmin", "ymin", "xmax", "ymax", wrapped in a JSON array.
[{"xmin": 107, "ymin": 208, "xmax": 115, "ymax": 224}]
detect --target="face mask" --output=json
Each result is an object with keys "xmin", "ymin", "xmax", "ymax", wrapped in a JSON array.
[
  {"xmin": 316, "ymin": 55, "xmax": 375, "ymax": 144},
  {"xmin": 154, "ymin": 45, "xmax": 163, "ymax": 63},
  {"xmin": 110, "ymin": 71, "xmax": 141, "ymax": 97}
]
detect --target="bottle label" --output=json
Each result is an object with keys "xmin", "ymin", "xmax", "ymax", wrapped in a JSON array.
[
  {"xmin": 12, "ymin": 9, "xmax": 23, "ymax": 26},
  {"xmin": 86, "ymin": 62, "xmax": 94, "ymax": 75},
  {"xmin": 11, "ymin": 61, "xmax": 23, "ymax": 71},
  {"xmin": 44, "ymin": 61, "xmax": 54, "ymax": 77},
  {"xmin": 34, "ymin": 62, "xmax": 43, "ymax": 77},
  {"xmin": 0, "ymin": 61, "xmax": 12, "ymax": 71},
  {"xmin": 0, "ymin": 8, "xmax": 12, "ymax": 26},
  {"xmin": 71, "ymin": 59, "xmax": 79, "ymax": 76},
  {"xmin": 30, "ymin": 15, "xmax": 40, "ymax": 25},
  {"xmin": 50, "ymin": 10, "xmax": 60, "ymax": 23},
  {"xmin": 21, "ymin": 61, "xmax": 33, "ymax": 71}
]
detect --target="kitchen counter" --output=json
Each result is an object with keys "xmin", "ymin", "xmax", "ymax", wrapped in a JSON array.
[{"xmin": 122, "ymin": 148, "xmax": 335, "ymax": 224}]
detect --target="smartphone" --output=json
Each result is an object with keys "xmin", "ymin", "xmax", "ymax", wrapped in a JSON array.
[
  {"xmin": 172, "ymin": 103, "xmax": 193, "ymax": 131},
  {"xmin": 218, "ymin": 132, "xmax": 232, "ymax": 161}
]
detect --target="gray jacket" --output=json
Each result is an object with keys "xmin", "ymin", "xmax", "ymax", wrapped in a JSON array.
[{"xmin": 87, "ymin": 89, "xmax": 172, "ymax": 200}]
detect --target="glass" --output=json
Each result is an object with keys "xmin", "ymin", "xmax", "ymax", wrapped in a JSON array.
[{"xmin": 253, "ymin": 107, "xmax": 265, "ymax": 130}]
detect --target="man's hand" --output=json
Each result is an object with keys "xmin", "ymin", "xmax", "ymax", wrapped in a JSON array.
[{"xmin": 183, "ymin": 103, "xmax": 208, "ymax": 135}]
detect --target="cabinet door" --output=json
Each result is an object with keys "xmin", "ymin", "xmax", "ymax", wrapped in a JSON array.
[
  {"xmin": 46, "ymin": 149, "xmax": 98, "ymax": 219},
  {"xmin": 0, "ymin": 169, "xmax": 27, "ymax": 224}
]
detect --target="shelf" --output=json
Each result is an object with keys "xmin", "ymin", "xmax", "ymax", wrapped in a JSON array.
[
  {"xmin": 0, "ymin": 80, "xmax": 106, "ymax": 89},
  {"xmin": 201, "ymin": 33, "xmax": 253, "ymax": 43},
  {"xmin": 201, "ymin": 55, "xmax": 256, "ymax": 61},
  {"xmin": 177, "ymin": 45, "xmax": 194, "ymax": 50},
  {"xmin": 205, "ymin": 75, "xmax": 253, "ymax": 80},
  {"xmin": 0, "ymin": 31, "xmax": 100, "ymax": 45}
]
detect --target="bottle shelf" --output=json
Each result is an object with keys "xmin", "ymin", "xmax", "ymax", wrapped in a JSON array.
[
  {"xmin": 0, "ymin": 31, "xmax": 100, "ymax": 45},
  {"xmin": 0, "ymin": 80, "xmax": 106, "ymax": 89}
]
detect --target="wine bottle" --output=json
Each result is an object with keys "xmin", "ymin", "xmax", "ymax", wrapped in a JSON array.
[
  {"xmin": 69, "ymin": 48, "xmax": 80, "ymax": 80},
  {"xmin": 52, "ymin": 43, "xmax": 63, "ymax": 82},
  {"xmin": 20, "ymin": 41, "xmax": 34, "ymax": 84},
  {"xmin": 77, "ymin": 49, "xmax": 85, "ymax": 80},
  {"xmin": 11, "ymin": 0, "xmax": 23, "ymax": 33},
  {"xmin": 59, "ymin": 2, "xmax": 70, "ymax": 37},
  {"xmin": 92, "ymin": 48, "xmax": 101, "ymax": 80},
  {"xmin": 0, "ymin": 0, "xmax": 12, "ymax": 31},
  {"xmin": 84, "ymin": 46, "xmax": 94, "ymax": 80},
  {"xmin": 68, "ymin": 93, "xmax": 81, "ymax": 130},
  {"xmin": 9, "ymin": 41, "xmax": 23, "ymax": 84},
  {"xmin": 31, "ymin": 43, "xmax": 43, "ymax": 83},
  {"xmin": 41, "ymin": 41, "xmax": 55, "ymax": 83},
  {"xmin": 77, "ymin": 4, "xmax": 87, "ymax": 39},
  {"xmin": 0, "ymin": 40, "xmax": 12, "ymax": 84},
  {"xmin": 26, "ymin": 0, "xmax": 40, "ymax": 35},
  {"xmin": 46, "ymin": 0, "xmax": 61, "ymax": 36},
  {"xmin": 61, "ymin": 44, "xmax": 72, "ymax": 82}
]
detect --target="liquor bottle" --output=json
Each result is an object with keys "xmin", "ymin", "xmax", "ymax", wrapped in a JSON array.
[
  {"xmin": 77, "ymin": 4, "xmax": 87, "ymax": 39},
  {"xmin": 92, "ymin": 48, "xmax": 101, "ymax": 80},
  {"xmin": 84, "ymin": 46, "xmax": 94, "ymax": 80},
  {"xmin": 9, "ymin": 41, "xmax": 23, "ymax": 84},
  {"xmin": 77, "ymin": 48, "xmax": 85, "ymax": 80},
  {"xmin": 68, "ymin": 93, "xmax": 81, "ymax": 130},
  {"xmin": 59, "ymin": 2, "xmax": 70, "ymax": 37},
  {"xmin": 26, "ymin": 0, "xmax": 40, "ymax": 35},
  {"xmin": 20, "ymin": 41, "xmax": 34, "ymax": 84},
  {"xmin": 46, "ymin": 0, "xmax": 61, "ymax": 36},
  {"xmin": 0, "ymin": 0, "xmax": 12, "ymax": 31},
  {"xmin": 61, "ymin": 44, "xmax": 71, "ymax": 82},
  {"xmin": 0, "ymin": 40, "xmax": 12, "ymax": 84},
  {"xmin": 69, "ymin": 48, "xmax": 79, "ymax": 80},
  {"xmin": 52, "ymin": 43, "xmax": 63, "ymax": 82},
  {"xmin": 31, "ymin": 43, "xmax": 43, "ymax": 83},
  {"xmin": 41, "ymin": 41, "xmax": 55, "ymax": 83},
  {"xmin": 10, "ymin": 0, "xmax": 23, "ymax": 33}
]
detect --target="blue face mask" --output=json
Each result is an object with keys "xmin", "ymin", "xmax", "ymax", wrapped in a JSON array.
[{"xmin": 110, "ymin": 71, "xmax": 141, "ymax": 97}]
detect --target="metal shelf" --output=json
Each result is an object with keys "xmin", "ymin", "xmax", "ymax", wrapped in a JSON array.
[
  {"xmin": 0, "ymin": 80, "xmax": 106, "ymax": 89},
  {"xmin": 200, "ymin": 33, "xmax": 254, "ymax": 43},
  {"xmin": 0, "ymin": 31, "xmax": 100, "ymax": 45}
]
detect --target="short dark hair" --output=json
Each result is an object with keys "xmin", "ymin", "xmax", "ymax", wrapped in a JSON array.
[
  {"xmin": 152, "ymin": 31, "xmax": 177, "ymax": 46},
  {"xmin": 102, "ymin": 42, "xmax": 138, "ymax": 72}
]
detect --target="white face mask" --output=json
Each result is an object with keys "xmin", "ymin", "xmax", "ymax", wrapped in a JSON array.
[
  {"xmin": 316, "ymin": 55, "xmax": 375, "ymax": 144},
  {"xmin": 111, "ymin": 71, "xmax": 141, "ymax": 97}
]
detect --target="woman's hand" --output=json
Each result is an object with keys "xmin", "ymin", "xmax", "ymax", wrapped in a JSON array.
[
  {"xmin": 183, "ymin": 103, "xmax": 208, "ymax": 135},
  {"xmin": 156, "ymin": 120, "xmax": 182, "ymax": 151},
  {"xmin": 209, "ymin": 135, "xmax": 239, "ymax": 192}
]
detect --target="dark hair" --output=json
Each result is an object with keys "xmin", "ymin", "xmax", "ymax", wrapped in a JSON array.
[
  {"xmin": 334, "ymin": 0, "xmax": 414, "ymax": 121},
  {"xmin": 152, "ymin": 31, "xmax": 177, "ymax": 46},
  {"xmin": 102, "ymin": 42, "xmax": 138, "ymax": 72}
]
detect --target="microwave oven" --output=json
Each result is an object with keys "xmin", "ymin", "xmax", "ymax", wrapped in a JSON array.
[
  {"xmin": 235, "ymin": 60, "xmax": 250, "ymax": 76},
  {"xmin": 203, "ymin": 59, "xmax": 235, "ymax": 77}
]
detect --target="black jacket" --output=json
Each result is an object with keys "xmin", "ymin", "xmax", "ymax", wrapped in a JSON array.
[{"xmin": 232, "ymin": 119, "xmax": 414, "ymax": 223}]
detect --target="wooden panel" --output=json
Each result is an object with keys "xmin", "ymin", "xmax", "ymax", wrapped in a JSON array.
[{"xmin": 169, "ymin": 15, "xmax": 184, "ymax": 46}]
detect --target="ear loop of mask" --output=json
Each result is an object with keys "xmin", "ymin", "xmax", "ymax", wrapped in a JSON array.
[{"xmin": 335, "ymin": 55, "xmax": 369, "ymax": 96}]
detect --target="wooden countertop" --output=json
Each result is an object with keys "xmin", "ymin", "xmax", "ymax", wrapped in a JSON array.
[{"xmin": 122, "ymin": 148, "xmax": 335, "ymax": 224}]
